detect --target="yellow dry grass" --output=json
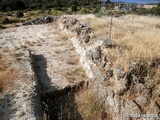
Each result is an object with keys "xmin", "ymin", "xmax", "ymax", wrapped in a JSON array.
[
  {"xmin": 0, "ymin": 54, "xmax": 17, "ymax": 91},
  {"xmin": 75, "ymin": 88, "xmax": 106, "ymax": 120},
  {"xmin": 87, "ymin": 14, "xmax": 160, "ymax": 71}
]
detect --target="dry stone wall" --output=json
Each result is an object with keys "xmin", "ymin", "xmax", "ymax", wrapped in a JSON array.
[{"xmin": 59, "ymin": 17, "xmax": 160, "ymax": 120}]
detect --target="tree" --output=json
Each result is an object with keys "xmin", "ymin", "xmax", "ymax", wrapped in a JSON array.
[
  {"xmin": 71, "ymin": 5, "xmax": 77, "ymax": 12},
  {"xmin": 106, "ymin": 0, "xmax": 111, "ymax": 3},
  {"xmin": 13, "ymin": 0, "xmax": 26, "ymax": 10}
]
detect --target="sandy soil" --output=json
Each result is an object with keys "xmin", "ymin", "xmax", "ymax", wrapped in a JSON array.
[{"xmin": 0, "ymin": 22, "xmax": 88, "ymax": 119}]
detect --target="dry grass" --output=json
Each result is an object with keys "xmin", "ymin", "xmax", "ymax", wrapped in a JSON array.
[
  {"xmin": 87, "ymin": 15, "xmax": 160, "ymax": 71},
  {"xmin": 66, "ymin": 56, "xmax": 79, "ymax": 65},
  {"xmin": 64, "ymin": 67, "xmax": 86, "ymax": 83},
  {"xmin": 75, "ymin": 88, "xmax": 110, "ymax": 120},
  {"xmin": 0, "ymin": 54, "xmax": 17, "ymax": 92}
]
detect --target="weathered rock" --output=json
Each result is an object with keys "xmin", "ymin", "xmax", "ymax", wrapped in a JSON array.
[
  {"xmin": 122, "ymin": 100, "xmax": 141, "ymax": 120},
  {"xmin": 102, "ymin": 38, "xmax": 112, "ymax": 48},
  {"xmin": 34, "ymin": 18, "xmax": 43, "ymax": 24},
  {"xmin": 23, "ymin": 16, "xmax": 54, "ymax": 26},
  {"xmin": 75, "ymin": 27, "xmax": 81, "ymax": 35},
  {"xmin": 91, "ymin": 47, "xmax": 101, "ymax": 60},
  {"xmin": 135, "ymin": 96, "xmax": 149, "ymax": 107},
  {"xmin": 113, "ymin": 67, "xmax": 125, "ymax": 81},
  {"xmin": 134, "ymin": 83, "xmax": 146, "ymax": 94},
  {"xmin": 92, "ymin": 66, "xmax": 103, "ymax": 79},
  {"xmin": 70, "ymin": 18, "xmax": 77, "ymax": 25},
  {"xmin": 146, "ymin": 101, "xmax": 159, "ymax": 120},
  {"xmin": 132, "ymin": 74, "xmax": 140, "ymax": 84},
  {"xmin": 107, "ymin": 88, "xmax": 115, "ymax": 98},
  {"xmin": 61, "ymin": 17, "xmax": 67, "ymax": 24},
  {"xmin": 106, "ymin": 70, "xmax": 113, "ymax": 77},
  {"xmin": 101, "ymin": 56, "xmax": 107, "ymax": 68},
  {"xmin": 23, "ymin": 21, "xmax": 34, "ymax": 26},
  {"xmin": 100, "ymin": 77, "xmax": 111, "ymax": 86},
  {"xmin": 114, "ymin": 78, "xmax": 128, "ymax": 95},
  {"xmin": 44, "ymin": 16, "xmax": 54, "ymax": 23},
  {"xmin": 141, "ymin": 88, "xmax": 152, "ymax": 99},
  {"xmin": 105, "ymin": 62, "xmax": 113, "ymax": 70},
  {"xmin": 82, "ymin": 35, "xmax": 90, "ymax": 43},
  {"xmin": 107, "ymin": 97, "xmax": 115, "ymax": 107},
  {"xmin": 79, "ymin": 23, "xmax": 86, "ymax": 28},
  {"xmin": 81, "ymin": 27, "xmax": 92, "ymax": 35}
]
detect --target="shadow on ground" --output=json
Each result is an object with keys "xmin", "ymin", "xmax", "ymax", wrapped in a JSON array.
[
  {"xmin": 32, "ymin": 54, "xmax": 83, "ymax": 120},
  {"xmin": 0, "ymin": 94, "xmax": 16, "ymax": 119}
]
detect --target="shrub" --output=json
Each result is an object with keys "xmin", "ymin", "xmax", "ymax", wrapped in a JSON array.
[
  {"xmin": 1, "ymin": 17, "xmax": 10, "ymax": 24},
  {"xmin": 0, "ymin": 24, "xmax": 5, "ymax": 29},
  {"xmin": 71, "ymin": 5, "xmax": 77, "ymax": 12},
  {"xmin": 16, "ymin": 11, "xmax": 24, "ymax": 18},
  {"xmin": 10, "ymin": 18, "xmax": 20, "ymax": 23},
  {"xmin": 4, "ymin": 11, "xmax": 12, "ymax": 16}
]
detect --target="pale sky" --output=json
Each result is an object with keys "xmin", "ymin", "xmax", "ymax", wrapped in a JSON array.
[{"xmin": 109, "ymin": 0, "xmax": 160, "ymax": 4}]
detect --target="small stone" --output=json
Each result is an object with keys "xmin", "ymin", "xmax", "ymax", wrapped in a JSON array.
[
  {"xmin": 75, "ymin": 27, "xmax": 81, "ymax": 35},
  {"xmin": 102, "ymin": 38, "xmax": 112, "ymax": 48},
  {"xmin": 100, "ymin": 77, "xmax": 110, "ymax": 86},
  {"xmin": 91, "ymin": 47, "xmax": 101, "ymax": 60},
  {"xmin": 101, "ymin": 56, "xmax": 107, "ymax": 68},
  {"xmin": 106, "ymin": 70, "xmax": 113, "ymax": 77},
  {"xmin": 107, "ymin": 89, "xmax": 114, "ymax": 98},
  {"xmin": 105, "ymin": 62, "xmax": 112, "ymax": 70},
  {"xmin": 107, "ymin": 97, "xmax": 115, "ymax": 107},
  {"xmin": 135, "ymin": 96, "xmax": 149, "ymax": 107},
  {"xmin": 70, "ymin": 18, "xmax": 77, "ymax": 25},
  {"xmin": 83, "ymin": 35, "xmax": 90, "ymax": 43},
  {"xmin": 134, "ymin": 83, "xmax": 146, "ymax": 95},
  {"xmin": 44, "ymin": 16, "xmax": 54, "ymax": 23},
  {"xmin": 114, "ymin": 78, "xmax": 127, "ymax": 95},
  {"xmin": 113, "ymin": 67, "xmax": 125, "ymax": 81}
]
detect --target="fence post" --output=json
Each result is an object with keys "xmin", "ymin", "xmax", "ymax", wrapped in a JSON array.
[{"xmin": 109, "ymin": 13, "xmax": 113, "ymax": 39}]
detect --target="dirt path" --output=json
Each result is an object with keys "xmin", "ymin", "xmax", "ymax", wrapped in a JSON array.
[{"xmin": 0, "ymin": 23, "xmax": 87, "ymax": 119}]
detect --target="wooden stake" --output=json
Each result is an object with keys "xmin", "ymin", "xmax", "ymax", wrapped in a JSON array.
[{"xmin": 109, "ymin": 14, "xmax": 113, "ymax": 39}]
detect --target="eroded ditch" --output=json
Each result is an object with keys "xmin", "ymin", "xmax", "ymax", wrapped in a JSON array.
[{"xmin": 32, "ymin": 54, "xmax": 90, "ymax": 120}]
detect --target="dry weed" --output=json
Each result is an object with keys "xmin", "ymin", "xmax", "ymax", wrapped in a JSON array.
[
  {"xmin": 88, "ymin": 15, "xmax": 160, "ymax": 71},
  {"xmin": 0, "ymin": 55, "xmax": 17, "ymax": 91}
]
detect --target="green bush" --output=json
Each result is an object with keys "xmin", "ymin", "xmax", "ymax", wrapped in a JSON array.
[
  {"xmin": 10, "ymin": 18, "xmax": 20, "ymax": 23},
  {"xmin": 1, "ymin": 17, "xmax": 10, "ymax": 24},
  {"xmin": 0, "ymin": 24, "xmax": 5, "ymax": 29},
  {"xmin": 134, "ymin": 6, "xmax": 160, "ymax": 16},
  {"xmin": 16, "ymin": 11, "xmax": 24, "ymax": 18},
  {"xmin": 4, "ymin": 11, "xmax": 12, "ymax": 16},
  {"xmin": 71, "ymin": 5, "xmax": 77, "ymax": 12}
]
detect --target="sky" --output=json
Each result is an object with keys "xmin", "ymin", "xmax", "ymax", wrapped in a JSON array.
[{"xmin": 109, "ymin": 0, "xmax": 160, "ymax": 4}]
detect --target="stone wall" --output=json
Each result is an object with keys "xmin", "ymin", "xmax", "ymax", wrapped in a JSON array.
[{"xmin": 59, "ymin": 17, "xmax": 160, "ymax": 120}]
